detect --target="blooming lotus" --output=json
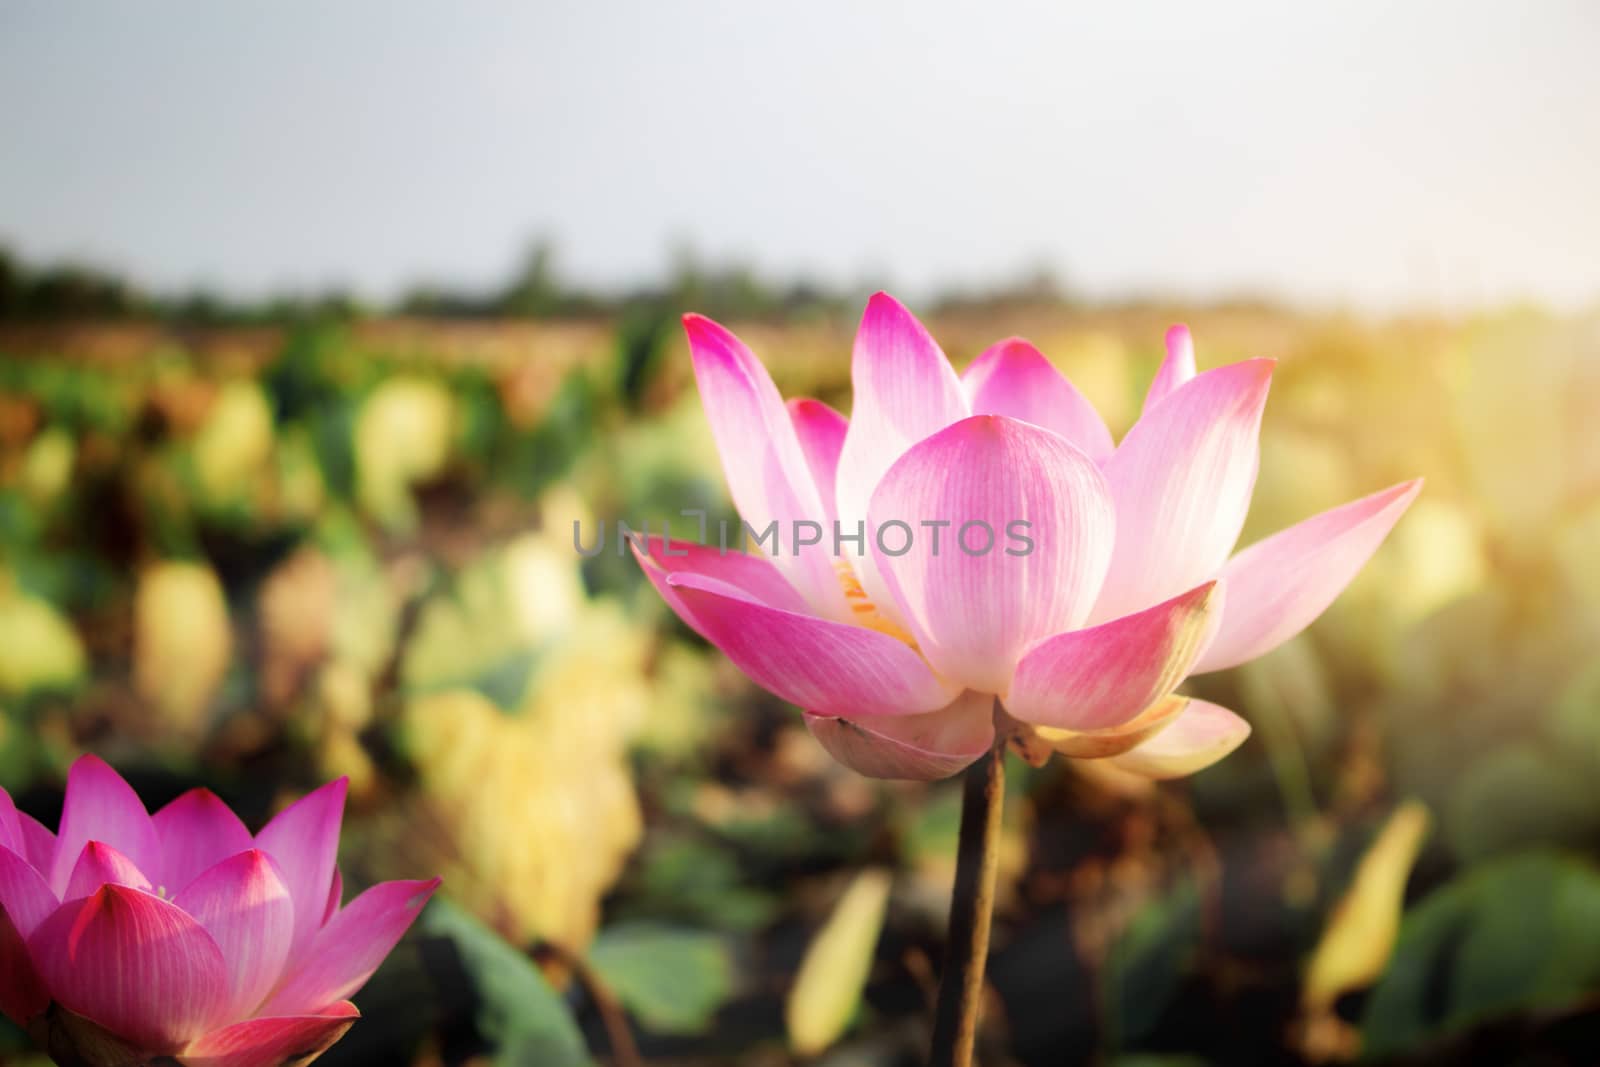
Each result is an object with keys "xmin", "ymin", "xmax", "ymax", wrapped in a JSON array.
[
  {"xmin": 0, "ymin": 755, "xmax": 439, "ymax": 1066},
  {"xmin": 636, "ymin": 294, "xmax": 1419, "ymax": 780}
]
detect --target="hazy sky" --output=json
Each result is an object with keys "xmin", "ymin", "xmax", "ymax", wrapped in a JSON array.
[{"xmin": 2, "ymin": 1, "xmax": 1597, "ymax": 310}]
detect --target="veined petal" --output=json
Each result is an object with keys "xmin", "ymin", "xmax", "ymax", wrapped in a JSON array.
[
  {"xmin": 64, "ymin": 841, "xmax": 153, "ymax": 902},
  {"xmin": 1195, "ymin": 479, "xmax": 1423, "ymax": 673},
  {"xmin": 1006, "ymin": 581, "xmax": 1222, "ymax": 731},
  {"xmin": 0, "ymin": 789, "xmax": 22, "ymax": 857},
  {"xmin": 683, "ymin": 314, "xmax": 845, "ymax": 618},
  {"xmin": 1105, "ymin": 699, "xmax": 1252, "ymax": 779},
  {"xmin": 963, "ymin": 338, "xmax": 1114, "ymax": 461},
  {"xmin": 19, "ymin": 812, "xmax": 55, "ymax": 875},
  {"xmin": 0, "ymin": 844, "xmax": 58, "ymax": 939},
  {"xmin": 0, "ymin": 834, "xmax": 48, "ymax": 1029},
  {"xmin": 1093, "ymin": 358, "xmax": 1274, "ymax": 622},
  {"xmin": 633, "ymin": 534, "xmax": 810, "ymax": 642},
  {"xmin": 50, "ymin": 755, "xmax": 162, "ymax": 899},
  {"xmin": 173, "ymin": 850, "xmax": 294, "ymax": 1021},
  {"xmin": 867, "ymin": 415, "xmax": 1115, "ymax": 694},
  {"xmin": 30, "ymin": 885, "xmax": 229, "ymax": 1052},
  {"xmin": 788, "ymin": 397, "xmax": 849, "ymax": 523},
  {"xmin": 1143, "ymin": 324, "xmax": 1198, "ymax": 412},
  {"xmin": 804, "ymin": 689, "xmax": 994, "ymax": 780},
  {"xmin": 0, "ymin": 850, "xmax": 52, "ymax": 1029},
  {"xmin": 260, "ymin": 879, "xmax": 438, "ymax": 1018},
  {"xmin": 182, "ymin": 1002, "xmax": 358, "ymax": 1067},
  {"xmin": 1031, "ymin": 693, "xmax": 1191, "ymax": 759},
  {"xmin": 324, "ymin": 867, "xmax": 343, "ymax": 926},
  {"xmin": 665, "ymin": 573, "xmax": 960, "ymax": 717},
  {"xmin": 834, "ymin": 294, "xmax": 970, "ymax": 620},
  {"xmin": 255, "ymin": 778, "xmax": 346, "ymax": 969},
  {"xmin": 0, "ymin": 893, "xmax": 49, "ymax": 1026},
  {"xmin": 154, "ymin": 788, "xmax": 254, "ymax": 896}
]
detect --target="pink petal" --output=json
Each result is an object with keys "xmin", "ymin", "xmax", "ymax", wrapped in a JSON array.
[
  {"xmin": 1006, "ymin": 581, "xmax": 1223, "ymax": 732},
  {"xmin": 19, "ymin": 812, "xmax": 55, "ymax": 883},
  {"xmin": 682, "ymin": 314, "xmax": 845, "ymax": 618},
  {"xmin": 1031, "ymin": 693, "xmax": 1194, "ymax": 760},
  {"xmin": 30, "ymin": 884, "xmax": 229, "ymax": 1052},
  {"xmin": 0, "ymin": 893, "xmax": 49, "ymax": 1025},
  {"xmin": 1092, "ymin": 358, "xmax": 1274, "ymax": 623},
  {"xmin": 0, "ymin": 789, "xmax": 22, "ymax": 857},
  {"xmin": 804, "ymin": 689, "xmax": 995, "ymax": 780},
  {"xmin": 19, "ymin": 812, "xmax": 56, "ymax": 875},
  {"xmin": 1143, "ymin": 324, "xmax": 1199, "ymax": 412},
  {"xmin": 787, "ymin": 397, "xmax": 850, "ymax": 522},
  {"xmin": 1105, "ymin": 699, "xmax": 1252, "ymax": 779},
  {"xmin": 254, "ymin": 778, "xmax": 346, "ymax": 968},
  {"xmin": 64, "ymin": 841, "xmax": 153, "ymax": 902},
  {"xmin": 962, "ymin": 338, "xmax": 1114, "ymax": 461},
  {"xmin": 324, "ymin": 867, "xmax": 343, "ymax": 925},
  {"xmin": 0, "ymin": 848, "xmax": 52, "ymax": 1032},
  {"xmin": 0, "ymin": 837, "xmax": 51, "ymax": 1028},
  {"xmin": 182, "ymin": 1002, "xmax": 358, "ymax": 1067},
  {"xmin": 0, "ymin": 844, "xmax": 58, "ymax": 939},
  {"xmin": 834, "ymin": 294, "xmax": 970, "ymax": 615},
  {"xmin": 664, "ymin": 572, "xmax": 960, "ymax": 717},
  {"xmin": 153, "ymin": 788, "xmax": 254, "ymax": 896},
  {"xmin": 633, "ymin": 534, "xmax": 811, "ymax": 642},
  {"xmin": 49, "ymin": 755, "xmax": 162, "ymax": 899},
  {"xmin": 173, "ymin": 850, "xmax": 295, "ymax": 1021},
  {"xmin": 1194, "ymin": 479, "xmax": 1423, "ymax": 672},
  {"xmin": 261, "ymin": 879, "xmax": 439, "ymax": 1018},
  {"xmin": 867, "ymin": 415, "xmax": 1115, "ymax": 694}
]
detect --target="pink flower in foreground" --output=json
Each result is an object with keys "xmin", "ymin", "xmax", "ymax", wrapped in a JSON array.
[
  {"xmin": 636, "ymin": 294, "xmax": 1420, "ymax": 780},
  {"xmin": 0, "ymin": 755, "xmax": 439, "ymax": 1066}
]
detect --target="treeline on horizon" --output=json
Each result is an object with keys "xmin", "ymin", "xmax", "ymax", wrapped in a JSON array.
[{"xmin": 0, "ymin": 241, "xmax": 1292, "ymax": 327}]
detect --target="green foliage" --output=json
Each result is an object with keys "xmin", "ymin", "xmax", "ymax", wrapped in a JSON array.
[
  {"xmin": 1103, "ymin": 880, "xmax": 1203, "ymax": 1050},
  {"xmin": 617, "ymin": 833, "xmax": 780, "ymax": 932},
  {"xmin": 1444, "ymin": 744, "xmax": 1600, "ymax": 861},
  {"xmin": 1362, "ymin": 851, "xmax": 1600, "ymax": 1058},
  {"xmin": 419, "ymin": 899, "xmax": 592, "ymax": 1067},
  {"xmin": 588, "ymin": 921, "xmax": 734, "ymax": 1035}
]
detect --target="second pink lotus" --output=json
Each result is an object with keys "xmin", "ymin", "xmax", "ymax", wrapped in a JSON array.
[{"xmin": 0, "ymin": 755, "xmax": 438, "ymax": 1066}]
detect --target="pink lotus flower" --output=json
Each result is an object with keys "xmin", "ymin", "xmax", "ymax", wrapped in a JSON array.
[
  {"xmin": 0, "ymin": 755, "xmax": 439, "ymax": 1066},
  {"xmin": 636, "ymin": 294, "xmax": 1420, "ymax": 780}
]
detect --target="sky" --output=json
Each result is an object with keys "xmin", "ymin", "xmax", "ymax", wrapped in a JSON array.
[{"xmin": 1, "ymin": 1, "xmax": 1597, "ymax": 312}]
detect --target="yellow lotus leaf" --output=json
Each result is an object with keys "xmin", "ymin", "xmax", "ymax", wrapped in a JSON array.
[
  {"xmin": 502, "ymin": 533, "xmax": 585, "ymax": 647},
  {"xmin": 354, "ymin": 377, "xmax": 455, "ymax": 529},
  {"xmin": 257, "ymin": 548, "xmax": 336, "ymax": 709},
  {"xmin": 1370, "ymin": 496, "xmax": 1488, "ymax": 628},
  {"xmin": 191, "ymin": 380, "xmax": 275, "ymax": 505},
  {"xmin": 0, "ymin": 585, "xmax": 86, "ymax": 697},
  {"xmin": 1302, "ymin": 801, "xmax": 1431, "ymax": 1013},
  {"xmin": 134, "ymin": 561, "xmax": 231, "ymax": 736},
  {"xmin": 19, "ymin": 426, "xmax": 77, "ymax": 504},
  {"xmin": 786, "ymin": 868, "xmax": 893, "ymax": 1057},
  {"xmin": 400, "ymin": 685, "xmax": 643, "ymax": 950}
]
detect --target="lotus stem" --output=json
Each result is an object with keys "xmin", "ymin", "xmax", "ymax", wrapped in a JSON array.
[
  {"xmin": 534, "ymin": 939, "xmax": 644, "ymax": 1067},
  {"xmin": 928, "ymin": 706, "xmax": 1007, "ymax": 1067}
]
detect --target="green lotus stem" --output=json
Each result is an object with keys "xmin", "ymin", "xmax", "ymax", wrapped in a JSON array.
[{"xmin": 928, "ymin": 710, "xmax": 1006, "ymax": 1067}]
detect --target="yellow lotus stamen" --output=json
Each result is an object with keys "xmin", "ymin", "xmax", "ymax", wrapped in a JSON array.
[{"xmin": 834, "ymin": 560, "xmax": 918, "ymax": 646}]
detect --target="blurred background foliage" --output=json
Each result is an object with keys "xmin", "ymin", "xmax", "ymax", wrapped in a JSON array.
[{"xmin": 0, "ymin": 243, "xmax": 1598, "ymax": 1066}]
